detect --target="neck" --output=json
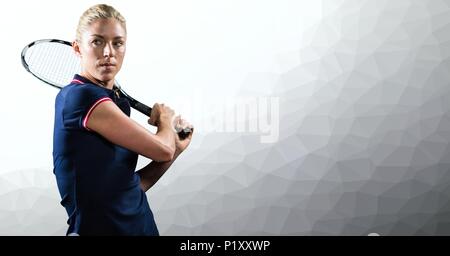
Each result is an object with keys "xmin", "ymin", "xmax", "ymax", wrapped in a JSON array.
[{"xmin": 80, "ymin": 72, "xmax": 114, "ymax": 90}]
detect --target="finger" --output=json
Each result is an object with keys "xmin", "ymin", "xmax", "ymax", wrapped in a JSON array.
[
  {"xmin": 174, "ymin": 116, "xmax": 181, "ymax": 128},
  {"xmin": 148, "ymin": 112, "xmax": 159, "ymax": 125},
  {"xmin": 182, "ymin": 121, "xmax": 192, "ymax": 130},
  {"xmin": 173, "ymin": 116, "xmax": 181, "ymax": 132},
  {"xmin": 178, "ymin": 119, "xmax": 185, "ymax": 127}
]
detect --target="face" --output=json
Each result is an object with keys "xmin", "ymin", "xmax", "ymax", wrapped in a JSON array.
[{"xmin": 74, "ymin": 18, "xmax": 126, "ymax": 86}]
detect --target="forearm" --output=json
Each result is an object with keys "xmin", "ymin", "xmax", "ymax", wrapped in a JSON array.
[
  {"xmin": 137, "ymin": 150, "xmax": 181, "ymax": 192},
  {"xmin": 154, "ymin": 123, "xmax": 176, "ymax": 158}
]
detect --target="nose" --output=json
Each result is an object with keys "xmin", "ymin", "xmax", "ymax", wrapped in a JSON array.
[{"xmin": 103, "ymin": 43, "xmax": 114, "ymax": 58}]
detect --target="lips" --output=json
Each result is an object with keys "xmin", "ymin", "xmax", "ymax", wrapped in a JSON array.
[{"xmin": 100, "ymin": 63, "xmax": 115, "ymax": 67}]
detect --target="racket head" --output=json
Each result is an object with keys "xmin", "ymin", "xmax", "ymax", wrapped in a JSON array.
[{"xmin": 21, "ymin": 39, "xmax": 81, "ymax": 89}]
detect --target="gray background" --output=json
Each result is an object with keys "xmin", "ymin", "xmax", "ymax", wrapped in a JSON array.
[{"xmin": 1, "ymin": 0, "xmax": 450, "ymax": 235}]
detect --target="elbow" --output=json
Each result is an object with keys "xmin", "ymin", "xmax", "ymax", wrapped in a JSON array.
[
  {"xmin": 154, "ymin": 145, "xmax": 175, "ymax": 162},
  {"xmin": 142, "ymin": 135, "xmax": 176, "ymax": 162},
  {"xmin": 160, "ymin": 147, "xmax": 175, "ymax": 162}
]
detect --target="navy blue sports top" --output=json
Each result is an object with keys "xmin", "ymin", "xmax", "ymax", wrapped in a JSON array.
[{"xmin": 53, "ymin": 74, "xmax": 159, "ymax": 236}]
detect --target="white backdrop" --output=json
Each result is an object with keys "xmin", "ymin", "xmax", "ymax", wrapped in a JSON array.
[{"xmin": 2, "ymin": 0, "xmax": 450, "ymax": 235}]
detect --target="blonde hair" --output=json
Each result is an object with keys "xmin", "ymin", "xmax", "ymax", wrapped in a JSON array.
[{"xmin": 76, "ymin": 4, "xmax": 126, "ymax": 42}]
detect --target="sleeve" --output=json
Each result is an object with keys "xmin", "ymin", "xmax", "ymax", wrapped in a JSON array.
[{"xmin": 62, "ymin": 85, "xmax": 112, "ymax": 131}]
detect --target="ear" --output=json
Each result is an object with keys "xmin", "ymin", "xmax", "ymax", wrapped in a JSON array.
[{"xmin": 72, "ymin": 41, "xmax": 82, "ymax": 57}]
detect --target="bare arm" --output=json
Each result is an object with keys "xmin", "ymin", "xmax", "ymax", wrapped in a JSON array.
[
  {"xmin": 137, "ymin": 150, "xmax": 181, "ymax": 192},
  {"xmin": 138, "ymin": 118, "xmax": 194, "ymax": 192},
  {"xmin": 86, "ymin": 100, "xmax": 176, "ymax": 162}
]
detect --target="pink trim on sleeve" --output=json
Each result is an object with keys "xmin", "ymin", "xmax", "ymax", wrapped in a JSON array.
[
  {"xmin": 72, "ymin": 79, "xmax": 84, "ymax": 84},
  {"xmin": 83, "ymin": 97, "xmax": 112, "ymax": 131}
]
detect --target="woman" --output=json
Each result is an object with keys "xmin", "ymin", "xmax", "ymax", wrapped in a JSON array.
[{"xmin": 53, "ymin": 4, "xmax": 193, "ymax": 236}]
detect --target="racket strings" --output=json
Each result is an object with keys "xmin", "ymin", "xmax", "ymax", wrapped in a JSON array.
[{"xmin": 24, "ymin": 42, "xmax": 81, "ymax": 87}]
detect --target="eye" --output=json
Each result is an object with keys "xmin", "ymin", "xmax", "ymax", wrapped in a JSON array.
[
  {"xmin": 114, "ymin": 41, "xmax": 125, "ymax": 47},
  {"xmin": 91, "ymin": 39, "xmax": 103, "ymax": 46}
]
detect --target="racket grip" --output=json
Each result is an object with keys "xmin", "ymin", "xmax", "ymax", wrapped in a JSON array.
[
  {"xmin": 178, "ymin": 127, "xmax": 193, "ymax": 140},
  {"xmin": 134, "ymin": 102, "xmax": 152, "ymax": 117}
]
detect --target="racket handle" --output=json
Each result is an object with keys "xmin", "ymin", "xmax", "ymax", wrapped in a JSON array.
[
  {"xmin": 134, "ymin": 102, "xmax": 152, "ymax": 117},
  {"xmin": 177, "ymin": 127, "xmax": 193, "ymax": 140}
]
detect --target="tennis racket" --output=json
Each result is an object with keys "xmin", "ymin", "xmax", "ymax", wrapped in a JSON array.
[{"xmin": 21, "ymin": 39, "xmax": 191, "ymax": 138}]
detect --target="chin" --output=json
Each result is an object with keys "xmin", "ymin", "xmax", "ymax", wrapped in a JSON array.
[{"xmin": 97, "ymin": 72, "xmax": 116, "ymax": 82}]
